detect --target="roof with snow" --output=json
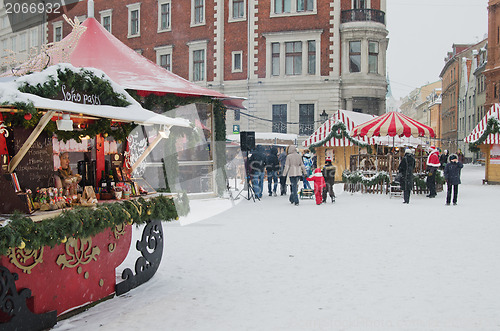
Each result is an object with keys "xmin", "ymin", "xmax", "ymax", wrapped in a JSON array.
[{"xmin": 465, "ymin": 103, "xmax": 500, "ymax": 145}]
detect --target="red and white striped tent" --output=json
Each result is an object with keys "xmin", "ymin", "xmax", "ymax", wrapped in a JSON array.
[
  {"xmin": 350, "ymin": 111, "xmax": 435, "ymax": 138},
  {"xmin": 464, "ymin": 103, "xmax": 500, "ymax": 144},
  {"xmin": 304, "ymin": 110, "xmax": 378, "ymax": 148}
]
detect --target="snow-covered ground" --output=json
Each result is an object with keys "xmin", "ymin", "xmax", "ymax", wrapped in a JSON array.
[{"xmin": 54, "ymin": 164, "xmax": 500, "ymax": 331}]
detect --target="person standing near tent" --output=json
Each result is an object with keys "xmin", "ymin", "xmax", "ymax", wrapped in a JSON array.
[
  {"xmin": 248, "ymin": 145, "xmax": 266, "ymax": 199},
  {"xmin": 440, "ymin": 149, "xmax": 449, "ymax": 170},
  {"xmin": 444, "ymin": 154, "xmax": 463, "ymax": 205},
  {"xmin": 284, "ymin": 145, "xmax": 307, "ymax": 206},
  {"xmin": 278, "ymin": 148, "xmax": 288, "ymax": 195},
  {"xmin": 266, "ymin": 147, "xmax": 280, "ymax": 196},
  {"xmin": 307, "ymin": 168, "xmax": 326, "ymax": 205},
  {"xmin": 398, "ymin": 148, "xmax": 415, "ymax": 204},
  {"xmin": 322, "ymin": 157, "xmax": 336, "ymax": 203},
  {"xmin": 426, "ymin": 146, "xmax": 440, "ymax": 198},
  {"xmin": 302, "ymin": 150, "xmax": 313, "ymax": 190}
]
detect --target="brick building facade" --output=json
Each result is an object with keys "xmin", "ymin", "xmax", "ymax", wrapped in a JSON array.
[
  {"xmin": 486, "ymin": 0, "xmax": 500, "ymax": 109},
  {"xmin": 47, "ymin": 0, "xmax": 388, "ymax": 142}
]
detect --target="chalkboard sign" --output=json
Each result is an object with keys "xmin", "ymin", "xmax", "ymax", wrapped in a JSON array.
[{"xmin": 13, "ymin": 128, "xmax": 53, "ymax": 191}]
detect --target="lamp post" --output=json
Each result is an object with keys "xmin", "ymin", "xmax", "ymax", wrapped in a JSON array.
[{"xmin": 320, "ymin": 109, "xmax": 328, "ymax": 122}]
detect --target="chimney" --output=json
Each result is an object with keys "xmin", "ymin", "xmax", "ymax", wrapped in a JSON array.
[{"xmin": 88, "ymin": 0, "xmax": 94, "ymax": 18}]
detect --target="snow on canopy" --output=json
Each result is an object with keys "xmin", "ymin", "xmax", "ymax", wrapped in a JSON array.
[
  {"xmin": 464, "ymin": 103, "xmax": 500, "ymax": 144},
  {"xmin": 0, "ymin": 63, "xmax": 190, "ymax": 127}
]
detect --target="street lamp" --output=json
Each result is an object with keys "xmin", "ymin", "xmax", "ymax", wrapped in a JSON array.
[{"xmin": 320, "ymin": 110, "xmax": 328, "ymax": 122}]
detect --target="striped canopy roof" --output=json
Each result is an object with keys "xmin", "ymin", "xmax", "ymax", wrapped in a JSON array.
[
  {"xmin": 303, "ymin": 110, "xmax": 378, "ymax": 147},
  {"xmin": 350, "ymin": 111, "xmax": 435, "ymax": 138},
  {"xmin": 464, "ymin": 103, "xmax": 500, "ymax": 144}
]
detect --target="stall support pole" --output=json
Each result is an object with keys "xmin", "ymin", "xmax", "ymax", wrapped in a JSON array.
[{"xmin": 96, "ymin": 134, "xmax": 105, "ymax": 185}]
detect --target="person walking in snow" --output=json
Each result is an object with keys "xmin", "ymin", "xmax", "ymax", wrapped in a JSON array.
[
  {"xmin": 322, "ymin": 157, "xmax": 336, "ymax": 203},
  {"xmin": 283, "ymin": 145, "xmax": 307, "ymax": 206},
  {"xmin": 444, "ymin": 153, "xmax": 463, "ymax": 206},
  {"xmin": 248, "ymin": 145, "xmax": 266, "ymax": 199},
  {"xmin": 301, "ymin": 150, "xmax": 313, "ymax": 190},
  {"xmin": 266, "ymin": 147, "xmax": 280, "ymax": 196},
  {"xmin": 398, "ymin": 148, "xmax": 415, "ymax": 204},
  {"xmin": 426, "ymin": 146, "xmax": 440, "ymax": 198},
  {"xmin": 307, "ymin": 168, "xmax": 326, "ymax": 205},
  {"xmin": 278, "ymin": 148, "xmax": 288, "ymax": 195}
]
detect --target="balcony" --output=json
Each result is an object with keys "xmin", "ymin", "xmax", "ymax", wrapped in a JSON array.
[{"xmin": 341, "ymin": 9, "xmax": 385, "ymax": 25}]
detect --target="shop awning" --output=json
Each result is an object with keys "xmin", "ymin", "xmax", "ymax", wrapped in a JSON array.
[
  {"xmin": 465, "ymin": 103, "xmax": 500, "ymax": 144},
  {"xmin": 350, "ymin": 111, "xmax": 435, "ymax": 138}
]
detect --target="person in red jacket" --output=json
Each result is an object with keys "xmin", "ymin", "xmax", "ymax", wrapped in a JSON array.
[
  {"xmin": 307, "ymin": 168, "xmax": 326, "ymax": 205},
  {"xmin": 426, "ymin": 146, "xmax": 440, "ymax": 198}
]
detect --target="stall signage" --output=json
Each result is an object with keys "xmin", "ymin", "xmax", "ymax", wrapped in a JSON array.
[
  {"xmin": 232, "ymin": 125, "xmax": 240, "ymax": 134},
  {"xmin": 58, "ymin": 84, "xmax": 102, "ymax": 105}
]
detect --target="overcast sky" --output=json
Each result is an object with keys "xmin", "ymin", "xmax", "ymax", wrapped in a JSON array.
[{"xmin": 386, "ymin": 0, "xmax": 488, "ymax": 100}]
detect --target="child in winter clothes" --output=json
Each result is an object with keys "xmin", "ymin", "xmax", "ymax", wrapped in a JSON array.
[
  {"xmin": 307, "ymin": 168, "xmax": 326, "ymax": 205},
  {"xmin": 444, "ymin": 154, "xmax": 463, "ymax": 205}
]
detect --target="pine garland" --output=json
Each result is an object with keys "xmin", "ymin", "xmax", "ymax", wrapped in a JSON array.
[
  {"xmin": 308, "ymin": 122, "xmax": 372, "ymax": 154},
  {"xmin": 468, "ymin": 117, "xmax": 500, "ymax": 152},
  {"xmin": 342, "ymin": 170, "xmax": 390, "ymax": 186},
  {"xmin": 3, "ymin": 67, "xmax": 136, "ymax": 142},
  {"xmin": 0, "ymin": 194, "xmax": 189, "ymax": 256}
]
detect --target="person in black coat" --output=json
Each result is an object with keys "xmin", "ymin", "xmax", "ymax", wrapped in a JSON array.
[
  {"xmin": 266, "ymin": 147, "xmax": 280, "ymax": 196},
  {"xmin": 322, "ymin": 158, "xmax": 336, "ymax": 203},
  {"xmin": 398, "ymin": 148, "xmax": 415, "ymax": 204},
  {"xmin": 248, "ymin": 145, "xmax": 267, "ymax": 199},
  {"xmin": 444, "ymin": 154, "xmax": 463, "ymax": 205}
]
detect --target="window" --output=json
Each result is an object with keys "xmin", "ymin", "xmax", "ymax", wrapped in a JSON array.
[
  {"xmin": 30, "ymin": 27, "xmax": 38, "ymax": 48},
  {"xmin": 368, "ymin": 41, "xmax": 378, "ymax": 74},
  {"xmin": 299, "ymin": 104, "xmax": 314, "ymax": 135},
  {"xmin": 297, "ymin": 0, "xmax": 313, "ymax": 12},
  {"xmin": 231, "ymin": 0, "xmax": 245, "ymax": 20},
  {"xmin": 193, "ymin": 50, "xmax": 205, "ymax": 81},
  {"xmin": 353, "ymin": 0, "xmax": 367, "ymax": 9},
  {"xmin": 127, "ymin": 3, "xmax": 141, "ymax": 38},
  {"xmin": 264, "ymin": 30, "xmax": 321, "ymax": 78},
  {"xmin": 188, "ymin": 40, "xmax": 208, "ymax": 82},
  {"xmin": 1, "ymin": 39, "xmax": 7, "ymax": 57},
  {"xmin": 349, "ymin": 41, "xmax": 361, "ymax": 72},
  {"xmin": 158, "ymin": 0, "xmax": 171, "ymax": 32},
  {"xmin": 192, "ymin": 0, "xmax": 205, "ymax": 25},
  {"xmin": 272, "ymin": 105, "xmax": 287, "ymax": 133},
  {"xmin": 271, "ymin": 43, "xmax": 280, "ymax": 76},
  {"xmin": 53, "ymin": 21, "xmax": 63, "ymax": 42},
  {"xmin": 307, "ymin": 40, "xmax": 316, "ymax": 75},
  {"xmin": 275, "ymin": 0, "xmax": 291, "ymax": 14},
  {"xmin": 10, "ymin": 36, "xmax": 16, "ymax": 52},
  {"xmin": 100, "ymin": 9, "xmax": 113, "ymax": 33},
  {"xmin": 19, "ymin": 33, "xmax": 26, "ymax": 52},
  {"xmin": 285, "ymin": 41, "xmax": 302, "ymax": 75},
  {"xmin": 234, "ymin": 109, "xmax": 240, "ymax": 121},
  {"xmin": 155, "ymin": 45, "xmax": 173, "ymax": 71},
  {"xmin": 232, "ymin": 51, "xmax": 243, "ymax": 72}
]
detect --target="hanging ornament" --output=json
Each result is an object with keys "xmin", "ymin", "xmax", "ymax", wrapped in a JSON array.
[
  {"xmin": 61, "ymin": 236, "xmax": 68, "ymax": 243},
  {"xmin": 103, "ymin": 133, "xmax": 108, "ymax": 138},
  {"xmin": 18, "ymin": 241, "xmax": 26, "ymax": 249},
  {"xmin": 146, "ymin": 210, "xmax": 152, "ymax": 216},
  {"xmin": 24, "ymin": 113, "xmax": 32, "ymax": 121}
]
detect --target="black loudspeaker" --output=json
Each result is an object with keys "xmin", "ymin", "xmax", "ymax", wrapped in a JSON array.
[{"xmin": 240, "ymin": 131, "xmax": 255, "ymax": 152}]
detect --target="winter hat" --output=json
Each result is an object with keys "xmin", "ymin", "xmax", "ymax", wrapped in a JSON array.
[
  {"xmin": 449, "ymin": 154, "xmax": 458, "ymax": 161},
  {"xmin": 405, "ymin": 148, "xmax": 412, "ymax": 154},
  {"xmin": 325, "ymin": 157, "xmax": 332, "ymax": 163}
]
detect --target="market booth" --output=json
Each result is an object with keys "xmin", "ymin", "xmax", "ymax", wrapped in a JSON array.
[
  {"xmin": 0, "ymin": 64, "xmax": 191, "ymax": 330},
  {"xmin": 465, "ymin": 103, "xmax": 500, "ymax": 184}
]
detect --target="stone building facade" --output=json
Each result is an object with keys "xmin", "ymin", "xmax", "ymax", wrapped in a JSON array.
[{"xmin": 45, "ymin": 0, "xmax": 388, "ymax": 144}]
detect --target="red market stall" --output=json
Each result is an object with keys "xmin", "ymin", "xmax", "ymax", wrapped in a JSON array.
[
  {"xmin": 465, "ymin": 103, "xmax": 500, "ymax": 184},
  {"xmin": 0, "ymin": 64, "xmax": 190, "ymax": 330}
]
